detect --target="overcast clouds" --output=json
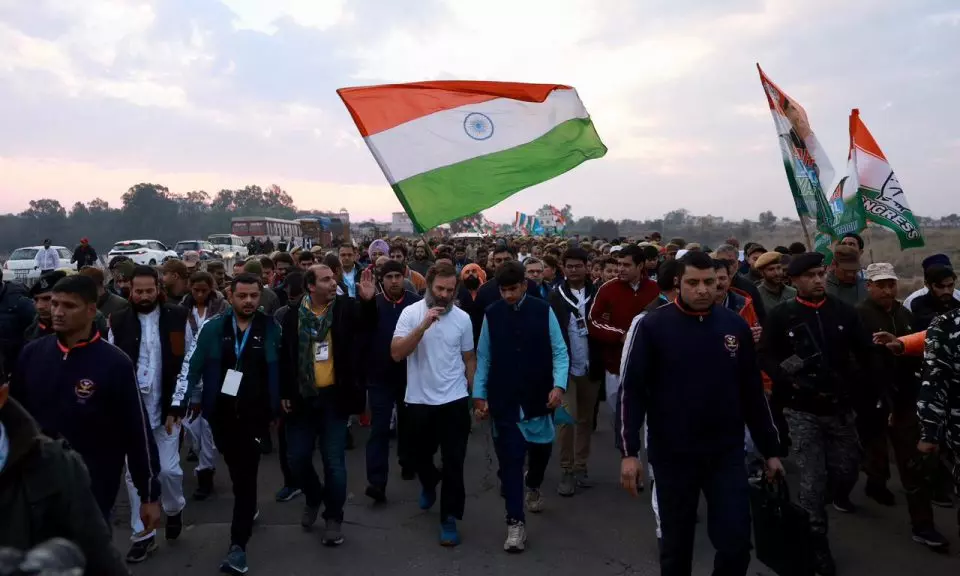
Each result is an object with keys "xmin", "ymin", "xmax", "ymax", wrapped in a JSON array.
[{"xmin": 1, "ymin": 0, "xmax": 958, "ymax": 223}]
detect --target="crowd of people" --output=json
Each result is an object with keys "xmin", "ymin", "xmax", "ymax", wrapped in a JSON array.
[{"xmin": 0, "ymin": 229, "xmax": 959, "ymax": 576}]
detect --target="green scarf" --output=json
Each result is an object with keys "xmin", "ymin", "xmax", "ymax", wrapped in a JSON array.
[{"xmin": 297, "ymin": 295, "xmax": 336, "ymax": 397}]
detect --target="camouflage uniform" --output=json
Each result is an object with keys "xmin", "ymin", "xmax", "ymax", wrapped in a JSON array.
[
  {"xmin": 918, "ymin": 308, "xmax": 960, "ymax": 484},
  {"xmin": 783, "ymin": 409, "xmax": 860, "ymax": 534}
]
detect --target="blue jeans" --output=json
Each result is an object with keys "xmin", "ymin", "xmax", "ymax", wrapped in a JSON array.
[
  {"xmin": 286, "ymin": 393, "xmax": 349, "ymax": 521},
  {"xmin": 365, "ymin": 380, "xmax": 409, "ymax": 488},
  {"xmin": 493, "ymin": 420, "xmax": 552, "ymax": 523}
]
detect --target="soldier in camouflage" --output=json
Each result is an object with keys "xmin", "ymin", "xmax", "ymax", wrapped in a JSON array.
[
  {"xmin": 759, "ymin": 253, "xmax": 878, "ymax": 576},
  {"xmin": 918, "ymin": 308, "xmax": 960, "ymax": 518}
]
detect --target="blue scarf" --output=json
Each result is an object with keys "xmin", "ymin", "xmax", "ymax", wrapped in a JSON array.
[{"xmin": 0, "ymin": 421, "xmax": 8, "ymax": 473}]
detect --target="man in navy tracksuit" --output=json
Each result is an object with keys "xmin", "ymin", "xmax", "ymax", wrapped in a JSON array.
[
  {"xmin": 365, "ymin": 260, "xmax": 421, "ymax": 503},
  {"xmin": 10, "ymin": 275, "xmax": 161, "ymax": 525},
  {"xmin": 618, "ymin": 251, "xmax": 783, "ymax": 576}
]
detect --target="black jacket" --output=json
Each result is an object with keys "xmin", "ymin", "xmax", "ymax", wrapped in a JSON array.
[
  {"xmin": 0, "ymin": 399, "xmax": 129, "ymax": 576},
  {"xmin": 108, "ymin": 303, "xmax": 188, "ymax": 418},
  {"xmin": 70, "ymin": 245, "xmax": 98, "ymax": 269},
  {"xmin": 279, "ymin": 295, "xmax": 375, "ymax": 417},
  {"xmin": 548, "ymin": 281, "xmax": 604, "ymax": 381},
  {"xmin": 759, "ymin": 295, "xmax": 876, "ymax": 415},
  {"xmin": 856, "ymin": 299, "xmax": 920, "ymax": 410},
  {"xmin": 0, "ymin": 282, "xmax": 35, "ymax": 373},
  {"xmin": 911, "ymin": 292, "xmax": 960, "ymax": 332}
]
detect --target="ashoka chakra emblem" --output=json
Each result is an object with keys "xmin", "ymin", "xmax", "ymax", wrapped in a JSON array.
[{"xmin": 464, "ymin": 112, "xmax": 494, "ymax": 141}]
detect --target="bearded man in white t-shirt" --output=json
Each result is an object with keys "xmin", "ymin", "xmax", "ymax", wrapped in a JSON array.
[{"xmin": 391, "ymin": 262, "xmax": 476, "ymax": 548}]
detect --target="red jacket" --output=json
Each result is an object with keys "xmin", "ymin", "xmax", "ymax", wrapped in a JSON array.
[{"xmin": 588, "ymin": 278, "xmax": 660, "ymax": 374}]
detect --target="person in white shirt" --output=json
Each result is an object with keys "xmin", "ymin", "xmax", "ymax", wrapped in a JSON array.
[
  {"xmin": 391, "ymin": 262, "xmax": 476, "ymax": 548},
  {"xmin": 33, "ymin": 239, "xmax": 61, "ymax": 274},
  {"xmin": 903, "ymin": 253, "xmax": 960, "ymax": 312},
  {"xmin": 108, "ymin": 265, "xmax": 189, "ymax": 564}
]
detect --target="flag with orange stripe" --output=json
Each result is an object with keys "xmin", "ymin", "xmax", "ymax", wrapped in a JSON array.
[
  {"xmin": 848, "ymin": 109, "xmax": 924, "ymax": 249},
  {"xmin": 337, "ymin": 81, "xmax": 607, "ymax": 232}
]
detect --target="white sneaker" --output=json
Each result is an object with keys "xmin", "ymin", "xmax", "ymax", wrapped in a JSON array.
[
  {"xmin": 525, "ymin": 488, "xmax": 544, "ymax": 513},
  {"xmin": 504, "ymin": 521, "xmax": 526, "ymax": 553}
]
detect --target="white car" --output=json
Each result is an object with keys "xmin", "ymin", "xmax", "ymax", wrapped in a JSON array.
[
  {"xmin": 2, "ymin": 245, "xmax": 75, "ymax": 283},
  {"xmin": 208, "ymin": 234, "xmax": 248, "ymax": 260},
  {"xmin": 108, "ymin": 239, "xmax": 178, "ymax": 266}
]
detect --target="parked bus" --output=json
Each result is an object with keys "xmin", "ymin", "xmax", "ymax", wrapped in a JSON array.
[
  {"xmin": 231, "ymin": 217, "xmax": 304, "ymax": 250},
  {"xmin": 298, "ymin": 215, "xmax": 351, "ymax": 248}
]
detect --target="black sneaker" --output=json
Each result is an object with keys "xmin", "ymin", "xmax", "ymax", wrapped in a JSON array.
[
  {"xmin": 912, "ymin": 527, "xmax": 949, "ymax": 550},
  {"xmin": 126, "ymin": 536, "xmax": 157, "ymax": 563},
  {"xmin": 832, "ymin": 496, "xmax": 857, "ymax": 513},
  {"xmin": 365, "ymin": 484, "xmax": 387, "ymax": 504},
  {"xmin": 864, "ymin": 482, "xmax": 896, "ymax": 507},
  {"xmin": 166, "ymin": 511, "xmax": 183, "ymax": 541},
  {"xmin": 193, "ymin": 469, "xmax": 214, "ymax": 501},
  {"xmin": 931, "ymin": 487, "xmax": 953, "ymax": 508}
]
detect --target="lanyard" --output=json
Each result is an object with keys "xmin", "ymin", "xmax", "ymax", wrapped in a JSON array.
[{"xmin": 232, "ymin": 315, "xmax": 251, "ymax": 370}]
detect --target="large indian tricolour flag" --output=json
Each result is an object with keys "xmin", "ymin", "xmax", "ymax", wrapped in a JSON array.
[{"xmin": 337, "ymin": 81, "xmax": 607, "ymax": 232}]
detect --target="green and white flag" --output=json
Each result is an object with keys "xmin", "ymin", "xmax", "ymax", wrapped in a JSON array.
[
  {"xmin": 338, "ymin": 81, "xmax": 607, "ymax": 232},
  {"xmin": 848, "ymin": 108, "xmax": 924, "ymax": 249}
]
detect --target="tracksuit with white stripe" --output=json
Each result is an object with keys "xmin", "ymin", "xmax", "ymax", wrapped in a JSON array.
[{"xmin": 618, "ymin": 301, "xmax": 780, "ymax": 576}]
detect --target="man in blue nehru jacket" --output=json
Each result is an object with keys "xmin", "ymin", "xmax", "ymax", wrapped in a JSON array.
[{"xmin": 474, "ymin": 260, "xmax": 569, "ymax": 555}]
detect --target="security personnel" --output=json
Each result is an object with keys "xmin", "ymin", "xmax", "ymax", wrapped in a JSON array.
[
  {"xmin": 619, "ymin": 251, "xmax": 783, "ymax": 576},
  {"xmin": 108, "ymin": 265, "xmax": 188, "ymax": 563},
  {"xmin": 25, "ymin": 271, "xmax": 108, "ymax": 342},
  {"xmin": 758, "ymin": 252, "xmax": 876, "ymax": 576},
  {"xmin": 10, "ymin": 275, "xmax": 161, "ymax": 529}
]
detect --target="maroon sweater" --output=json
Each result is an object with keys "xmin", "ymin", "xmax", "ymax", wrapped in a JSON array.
[{"xmin": 588, "ymin": 278, "xmax": 660, "ymax": 374}]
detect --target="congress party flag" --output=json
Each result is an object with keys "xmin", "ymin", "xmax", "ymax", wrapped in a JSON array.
[
  {"xmin": 848, "ymin": 109, "xmax": 924, "ymax": 249},
  {"xmin": 338, "ymin": 81, "xmax": 607, "ymax": 232},
  {"xmin": 757, "ymin": 65, "xmax": 837, "ymax": 253}
]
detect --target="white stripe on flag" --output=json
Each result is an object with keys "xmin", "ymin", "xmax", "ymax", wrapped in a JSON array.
[{"xmin": 364, "ymin": 89, "xmax": 588, "ymax": 184}]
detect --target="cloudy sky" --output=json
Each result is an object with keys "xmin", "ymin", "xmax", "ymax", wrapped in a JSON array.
[{"xmin": 1, "ymin": 0, "xmax": 958, "ymax": 224}]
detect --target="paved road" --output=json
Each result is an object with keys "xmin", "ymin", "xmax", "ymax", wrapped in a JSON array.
[{"xmin": 116, "ymin": 416, "xmax": 959, "ymax": 575}]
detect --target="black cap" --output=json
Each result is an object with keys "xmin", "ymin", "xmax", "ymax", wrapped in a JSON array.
[
  {"xmin": 786, "ymin": 252, "xmax": 825, "ymax": 277},
  {"xmin": 379, "ymin": 259, "xmax": 405, "ymax": 278},
  {"xmin": 31, "ymin": 270, "xmax": 67, "ymax": 296}
]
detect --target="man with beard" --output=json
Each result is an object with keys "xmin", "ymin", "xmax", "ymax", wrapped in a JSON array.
[
  {"xmin": 109, "ymin": 259, "xmax": 135, "ymax": 299},
  {"xmin": 408, "ymin": 242, "xmax": 433, "ymax": 278},
  {"xmin": 754, "ymin": 252, "xmax": 796, "ymax": 313},
  {"xmin": 160, "ymin": 259, "xmax": 192, "ymax": 303},
  {"xmin": 548, "ymin": 248, "xmax": 603, "ymax": 497},
  {"xmin": 453, "ymin": 245, "xmax": 472, "ymax": 274},
  {"xmin": 108, "ymin": 266, "xmax": 188, "ymax": 563},
  {"xmin": 279, "ymin": 265, "xmax": 376, "ymax": 547},
  {"xmin": 206, "ymin": 261, "xmax": 228, "ymax": 293},
  {"xmin": 365, "ymin": 260, "xmax": 421, "ymax": 503},
  {"xmin": 172, "ymin": 273, "xmax": 281, "ymax": 575},
  {"xmin": 619, "ymin": 251, "xmax": 782, "ymax": 576},
  {"xmin": 11, "ymin": 275, "xmax": 161, "ymax": 531},
  {"xmin": 78, "ymin": 267, "xmax": 129, "ymax": 319},
  {"xmin": 179, "ymin": 271, "xmax": 229, "ymax": 501},
  {"xmin": 456, "ymin": 263, "xmax": 487, "ymax": 346},
  {"xmin": 911, "ymin": 264, "xmax": 959, "ymax": 331},
  {"xmin": 392, "ymin": 263, "xmax": 476, "ymax": 547},
  {"xmin": 25, "ymin": 271, "xmax": 108, "ymax": 342},
  {"xmin": 242, "ymin": 260, "xmax": 279, "ymax": 316},
  {"xmin": 474, "ymin": 260, "xmax": 568, "ymax": 553}
]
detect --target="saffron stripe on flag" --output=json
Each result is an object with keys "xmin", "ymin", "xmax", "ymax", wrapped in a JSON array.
[
  {"xmin": 364, "ymin": 89, "xmax": 587, "ymax": 183},
  {"xmin": 391, "ymin": 117, "xmax": 606, "ymax": 232},
  {"xmin": 337, "ymin": 81, "xmax": 572, "ymax": 136}
]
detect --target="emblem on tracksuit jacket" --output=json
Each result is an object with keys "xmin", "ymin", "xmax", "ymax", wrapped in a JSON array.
[
  {"xmin": 75, "ymin": 379, "xmax": 96, "ymax": 401},
  {"xmin": 724, "ymin": 335, "xmax": 739, "ymax": 356}
]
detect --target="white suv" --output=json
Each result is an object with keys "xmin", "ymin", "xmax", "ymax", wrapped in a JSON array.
[
  {"xmin": 208, "ymin": 234, "xmax": 248, "ymax": 260},
  {"xmin": 108, "ymin": 239, "xmax": 178, "ymax": 266}
]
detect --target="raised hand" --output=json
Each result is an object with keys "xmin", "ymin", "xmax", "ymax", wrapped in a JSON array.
[{"xmin": 358, "ymin": 268, "xmax": 377, "ymax": 301}]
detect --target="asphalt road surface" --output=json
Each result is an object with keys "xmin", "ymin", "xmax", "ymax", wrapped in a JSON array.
[{"xmin": 115, "ymin": 416, "xmax": 959, "ymax": 575}]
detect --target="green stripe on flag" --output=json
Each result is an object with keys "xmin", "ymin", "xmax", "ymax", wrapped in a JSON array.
[{"xmin": 393, "ymin": 117, "xmax": 607, "ymax": 232}]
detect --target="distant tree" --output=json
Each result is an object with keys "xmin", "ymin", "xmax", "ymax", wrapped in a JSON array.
[
  {"xmin": 69, "ymin": 202, "xmax": 89, "ymax": 219},
  {"xmin": 87, "ymin": 198, "xmax": 112, "ymax": 213},
  {"xmin": 590, "ymin": 219, "xmax": 619, "ymax": 240},
  {"xmin": 759, "ymin": 210, "xmax": 778, "ymax": 230},
  {"xmin": 20, "ymin": 199, "xmax": 67, "ymax": 220},
  {"xmin": 663, "ymin": 209, "xmax": 689, "ymax": 228}
]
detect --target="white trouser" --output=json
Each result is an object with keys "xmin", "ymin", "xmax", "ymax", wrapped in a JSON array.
[
  {"xmin": 126, "ymin": 423, "xmax": 185, "ymax": 541},
  {"xmin": 182, "ymin": 415, "xmax": 218, "ymax": 472},
  {"xmin": 604, "ymin": 371, "xmax": 620, "ymax": 413},
  {"xmin": 645, "ymin": 423, "xmax": 661, "ymax": 539}
]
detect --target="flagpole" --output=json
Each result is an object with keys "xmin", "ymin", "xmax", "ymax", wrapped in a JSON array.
[{"xmin": 799, "ymin": 215, "xmax": 814, "ymax": 251}]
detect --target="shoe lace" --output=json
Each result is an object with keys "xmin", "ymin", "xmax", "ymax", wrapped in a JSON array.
[{"xmin": 508, "ymin": 523, "xmax": 523, "ymax": 541}]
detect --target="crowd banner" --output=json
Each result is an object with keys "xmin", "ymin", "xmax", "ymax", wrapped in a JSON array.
[
  {"xmin": 848, "ymin": 109, "xmax": 925, "ymax": 250},
  {"xmin": 337, "ymin": 81, "xmax": 607, "ymax": 233},
  {"xmin": 756, "ymin": 65, "xmax": 836, "ymax": 254}
]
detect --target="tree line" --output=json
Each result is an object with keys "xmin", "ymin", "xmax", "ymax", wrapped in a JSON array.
[{"xmin": 0, "ymin": 183, "xmax": 303, "ymax": 253}]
